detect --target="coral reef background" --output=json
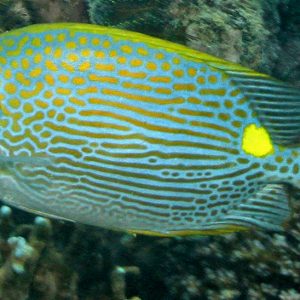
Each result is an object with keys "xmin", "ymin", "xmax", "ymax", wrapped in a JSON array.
[{"xmin": 0, "ymin": 0, "xmax": 299, "ymax": 299}]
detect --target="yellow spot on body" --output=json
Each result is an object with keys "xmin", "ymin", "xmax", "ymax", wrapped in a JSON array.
[
  {"xmin": 204, "ymin": 101, "xmax": 220, "ymax": 108},
  {"xmin": 21, "ymin": 58, "xmax": 30, "ymax": 70},
  {"xmin": 119, "ymin": 70, "xmax": 147, "ymax": 79},
  {"xmin": 81, "ymin": 49, "xmax": 91, "ymax": 57},
  {"xmin": 16, "ymin": 73, "xmax": 31, "ymax": 86},
  {"xmin": 41, "ymin": 131, "xmax": 51, "ymax": 138},
  {"xmin": 45, "ymin": 34, "xmax": 54, "ymax": 43},
  {"xmin": 35, "ymin": 99, "xmax": 49, "ymax": 109},
  {"xmin": 66, "ymin": 41, "xmax": 77, "ymax": 49},
  {"xmin": 89, "ymin": 74, "xmax": 118, "ymax": 84},
  {"xmin": 200, "ymin": 88, "xmax": 226, "ymax": 96},
  {"xmin": 130, "ymin": 59, "xmax": 143, "ymax": 67},
  {"xmin": 146, "ymin": 62, "xmax": 157, "ymax": 71},
  {"xmin": 224, "ymin": 100, "xmax": 233, "ymax": 108},
  {"xmin": 57, "ymin": 33, "xmax": 65, "ymax": 42},
  {"xmin": 65, "ymin": 106, "xmax": 77, "ymax": 114},
  {"xmin": 56, "ymin": 113, "xmax": 65, "ymax": 122},
  {"xmin": 54, "ymin": 48, "xmax": 62, "ymax": 58},
  {"xmin": 77, "ymin": 86, "xmax": 98, "ymax": 95},
  {"xmin": 53, "ymin": 98, "xmax": 65, "ymax": 107},
  {"xmin": 47, "ymin": 110, "xmax": 56, "ymax": 118},
  {"xmin": 23, "ymin": 102, "xmax": 33, "ymax": 113},
  {"xmin": 4, "ymin": 83, "xmax": 17, "ymax": 94},
  {"xmin": 58, "ymin": 75, "xmax": 69, "ymax": 83},
  {"xmin": 70, "ymin": 97, "xmax": 85, "ymax": 106},
  {"xmin": 231, "ymin": 121, "xmax": 241, "ymax": 128},
  {"xmin": 72, "ymin": 77, "xmax": 86, "ymax": 85},
  {"xmin": 20, "ymin": 82, "xmax": 44, "ymax": 99},
  {"xmin": 188, "ymin": 68, "xmax": 197, "ymax": 77},
  {"xmin": 95, "ymin": 51, "xmax": 105, "ymax": 58},
  {"xmin": 23, "ymin": 111, "xmax": 45, "ymax": 125},
  {"xmin": 33, "ymin": 124, "xmax": 43, "ymax": 132},
  {"xmin": 0, "ymin": 119, "xmax": 8, "ymax": 127},
  {"xmin": 137, "ymin": 47, "xmax": 148, "ymax": 56},
  {"xmin": 12, "ymin": 120, "xmax": 21, "ymax": 132},
  {"xmin": 161, "ymin": 62, "xmax": 170, "ymax": 71},
  {"xmin": 30, "ymin": 68, "xmax": 42, "ymax": 78},
  {"xmin": 4, "ymin": 39, "xmax": 15, "ymax": 47},
  {"xmin": 234, "ymin": 109, "xmax": 247, "ymax": 118},
  {"xmin": 44, "ymin": 90, "xmax": 53, "ymax": 98},
  {"xmin": 110, "ymin": 50, "xmax": 117, "ymax": 57},
  {"xmin": 45, "ymin": 60, "xmax": 58, "ymax": 71},
  {"xmin": 230, "ymin": 89, "xmax": 240, "ymax": 97},
  {"xmin": 79, "ymin": 61, "xmax": 91, "ymax": 72},
  {"xmin": 121, "ymin": 45, "xmax": 133, "ymax": 54},
  {"xmin": 117, "ymin": 56, "xmax": 127, "ymax": 64},
  {"xmin": 92, "ymin": 38, "xmax": 100, "ymax": 46},
  {"xmin": 26, "ymin": 48, "xmax": 34, "ymax": 56},
  {"xmin": 149, "ymin": 76, "xmax": 171, "ymax": 83},
  {"xmin": 67, "ymin": 53, "xmax": 79, "ymax": 62},
  {"xmin": 61, "ymin": 61, "xmax": 75, "ymax": 72},
  {"xmin": 1, "ymin": 104, "xmax": 11, "ymax": 116},
  {"xmin": 238, "ymin": 97, "xmax": 247, "ymax": 105},
  {"xmin": 10, "ymin": 60, "xmax": 18, "ymax": 69},
  {"xmin": 31, "ymin": 38, "xmax": 41, "ymax": 47},
  {"xmin": 173, "ymin": 69, "xmax": 184, "ymax": 77},
  {"xmin": 242, "ymin": 124, "xmax": 274, "ymax": 157},
  {"xmin": 9, "ymin": 98, "xmax": 20, "ymax": 109},
  {"xmin": 197, "ymin": 76, "xmax": 205, "ymax": 84},
  {"xmin": 79, "ymin": 36, "xmax": 88, "ymax": 45},
  {"xmin": 123, "ymin": 82, "xmax": 152, "ymax": 91},
  {"xmin": 34, "ymin": 54, "xmax": 42, "ymax": 64},
  {"xmin": 0, "ymin": 57, "xmax": 7, "ymax": 65},
  {"xmin": 103, "ymin": 40, "xmax": 110, "ymax": 48},
  {"xmin": 173, "ymin": 84, "xmax": 196, "ymax": 91},
  {"xmin": 44, "ymin": 46, "xmax": 52, "ymax": 55},
  {"xmin": 57, "ymin": 87, "xmax": 71, "ymax": 95},
  {"xmin": 4, "ymin": 69, "xmax": 12, "ymax": 79},
  {"xmin": 155, "ymin": 88, "xmax": 172, "ymax": 95},
  {"xmin": 95, "ymin": 63, "xmax": 115, "ymax": 72},
  {"xmin": 155, "ymin": 53, "xmax": 164, "ymax": 60},
  {"xmin": 218, "ymin": 113, "xmax": 230, "ymax": 121},
  {"xmin": 208, "ymin": 75, "xmax": 218, "ymax": 83},
  {"xmin": 188, "ymin": 97, "xmax": 201, "ymax": 104},
  {"xmin": 172, "ymin": 57, "xmax": 181, "ymax": 64}
]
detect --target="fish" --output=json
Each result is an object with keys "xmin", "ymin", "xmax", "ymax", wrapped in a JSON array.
[{"xmin": 0, "ymin": 23, "xmax": 299, "ymax": 236}]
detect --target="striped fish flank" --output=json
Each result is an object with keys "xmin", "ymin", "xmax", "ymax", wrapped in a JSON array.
[{"xmin": 0, "ymin": 23, "xmax": 299, "ymax": 236}]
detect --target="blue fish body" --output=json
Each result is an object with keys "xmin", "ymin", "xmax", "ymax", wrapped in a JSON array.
[{"xmin": 0, "ymin": 23, "xmax": 299, "ymax": 235}]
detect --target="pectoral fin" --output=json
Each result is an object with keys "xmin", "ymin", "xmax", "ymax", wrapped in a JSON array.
[{"xmin": 223, "ymin": 183, "xmax": 293, "ymax": 231}]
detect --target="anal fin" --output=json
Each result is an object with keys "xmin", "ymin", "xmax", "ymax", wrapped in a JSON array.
[{"xmin": 223, "ymin": 184, "xmax": 293, "ymax": 231}]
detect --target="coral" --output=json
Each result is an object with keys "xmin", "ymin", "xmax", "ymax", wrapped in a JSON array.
[
  {"xmin": 0, "ymin": 0, "xmax": 88, "ymax": 31},
  {"xmin": 26, "ymin": 0, "xmax": 89, "ymax": 23},
  {"xmin": 0, "ymin": 0, "xmax": 31, "ymax": 31},
  {"xmin": 87, "ymin": 0, "xmax": 173, "ymax": 38},
  {"xmin": 0, "ymin": 202, "xmax": 299, "ymax": 299},
  {"xmin": 168, "ymin": 0, "xmax": 282, "ymax": 74},
  {"xmin": 0, "ymin": 206, "xmax": 78, "ymax": 300},
  {"xmin": 274, "ymin": 0, "xmax": 300, "ymax": 86}
]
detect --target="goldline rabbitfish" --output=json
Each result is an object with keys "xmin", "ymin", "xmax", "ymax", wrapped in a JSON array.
[{"xmin": 0, "ymin": 23, "xmax": 299, "ymax": 236}]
